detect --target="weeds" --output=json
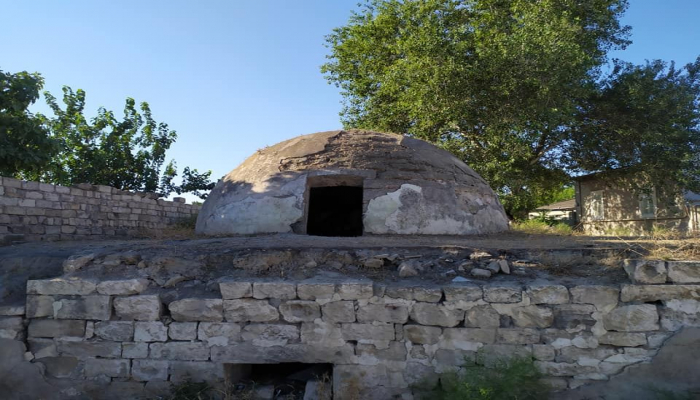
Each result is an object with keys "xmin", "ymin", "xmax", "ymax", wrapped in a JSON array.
[{"xmin": 512, "ymin": 219, "xmax": 573, "ymax": 236}]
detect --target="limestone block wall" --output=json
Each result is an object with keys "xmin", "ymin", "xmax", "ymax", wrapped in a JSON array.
[
  {"xmin": 2, "ymin": 265, "xmax": 699, "ymax": 399},
  {"xmin": 0, "ymin": 176, "xmax": 200, "ymax": 242}
]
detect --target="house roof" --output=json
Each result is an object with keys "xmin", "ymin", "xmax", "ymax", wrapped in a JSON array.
[{"xmin": 535, "ymin": 199, "xmax": 576, "ymax": 211}]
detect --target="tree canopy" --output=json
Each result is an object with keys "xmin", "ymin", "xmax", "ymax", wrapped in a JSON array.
[{"xmin": 322, "ymin": 0, "xmax": 700, "ymax": 218}]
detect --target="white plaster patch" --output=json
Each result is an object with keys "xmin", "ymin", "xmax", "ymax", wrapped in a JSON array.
[{"xmin": 211, "ymin": 195, "xmax": 303, "ymax": 234}]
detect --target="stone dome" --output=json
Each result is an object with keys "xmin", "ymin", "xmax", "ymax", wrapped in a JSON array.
[{"xmin": 196, "ymin": 130, "xmax": 509, "ymax": 236}]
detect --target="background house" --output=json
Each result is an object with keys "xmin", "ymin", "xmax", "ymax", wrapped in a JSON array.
[{"xmin": 527, "ymin": 199, "xmax": 577, "ymax": 226}]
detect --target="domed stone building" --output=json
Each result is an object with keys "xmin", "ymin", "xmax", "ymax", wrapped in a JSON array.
[{"xmin": 196, "ymin": 130, "xmax": 509, "ymax": 236}]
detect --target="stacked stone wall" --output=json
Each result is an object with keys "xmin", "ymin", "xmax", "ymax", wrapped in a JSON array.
[
  {"xmin": 2, "ymin": 261, "xmax": 699, "ymax": 399},
  {"xmin": 0, "ymin": 176, "xmax": 200, "ymax": 242}
]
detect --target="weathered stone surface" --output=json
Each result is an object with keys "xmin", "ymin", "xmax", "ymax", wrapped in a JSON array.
[
  {"xmin": 434, "ymin": 348, "xmax": 476, "ymax": 367},
  {"xmin": 471, "ymin": 268, "xmax": 491, "ymax": 278},
  {"xmin": 478, "ymin": 344, "xmax": 532, "ymax": 367},
  {"xmin": 169, "ymin": 298, "xmax": 223, "ymax": 322},
  {"xmin": 511, "ymin": 306, "xmax": 554, "ymax": 328},
  {"xmin": 464, "ymin": 305, "xmax": 500, "ymax": 328},
  {"xmin": 535, "ymin": 361, "xmax": 596, "ymax": 377},
  {"xmin": 96, "ymin": 279, "xmax": 149, "ymax": 295},
  {"xmin": 132, "ymin": 359, "xmax": 169, "ymax": 381},
  {"xmin": 623, "ymin": 259, "xmax": 667, "ymax": 284},
  {"xmin": 667, "ymin": 261, "xmax": 700, "ymax": 283},
  {"xmin": 223, "ymin": 299, "xmax": 279, "ymax": 322},
  {"xmin": 253, "ymin": 281, "xmax": 297, "ymax": 299},
  {"xmin": 170, "ymin": 361, "xmax": 225, "ymax": 382},
  {"xmin": 570, "ymin": 285, "xmax": 619, "ymax": 313},
  {"xmin": 56, "ymin": 340, "xmax": 121, "ymax": 358},
  {"xmin": 603, "ymin": 305, "xmax": 659, "ymax": 332},
  {"xmin": 556, "ymin": 347, "xmax": 619, "ymax": 364},
  {"xmin": 398, "ymin": 262, "xmax": 419, "ymax": 277},
  {"xmin": 95, "ymin": 321, "xmax": 134, "ymax": 341},
  {"xmin": 169, "ymin": 322, "xmax": 197, "ymax": 340},
  {"xmin": 150, "ymin": 342, "xmax": 210, "ymax": 360},
  {"xmin": 300, "ymin": 321, "xmax": 345, "ymax": 347},
  {"xmin": 279, "ymin": 301, "xmax": 321, "ymax": 322},
  {"xmin": 410, "ymin": 303, "xmax": 464, "ymax": 327},
  {"xmin": 62, "ymin": 253, "xmax": 95, "ymax": 272},
  {"xmin": 0, "ymin": 317, "xmax": 24, "ymax": 340},
  {"xmin": 321, "ymin": 301, "xmax": 355, "ymax": 323},
  {"xmin": 114, "ymin": 295, "xmax": 162, "ymax": 321},
  {"xmin": 0, "ymin": 304, "xmax": 24, "ymax": 316},
  {"xmin": 356, "ymin": 342, "xmax": 407, "ymax": 363},
  {"xmin": 25, "ymin": 295, "xmax": 54, "ymax": 318},
  {"xmin": 85, "ymin": 358, "xmax": 130, "ymax": 378},
  {"xmin": 413, "ymin": 287, "xmax": 442, "ymax": 302},
  {"xmin": 134, "ymin": 321, "xmax": 168, "ymax": 342},
  {"xmin": 497, "ymin": 328, "xmax": 540, "ymax": 344},
  {"xmin": 440, "ymin": 328, "xmax": 496, "ymax": 350},
  {"xmin": 242, "ymin": 324, "xmax": 300, "ymax": 347},
  {"xmin": 27, "ymin": 338, "xmax": 57, "ymax": 359},
  {"xmin": 527, "ymin": 285, "xmax": 570, "ymax": 304},
  {"xmin": 53, "ymin": 295, "xmax": 112, "ymax": 320},
  {"xmin": 404, "ymin": 325, "xmax": 442, "ymax": 344},
  {"xmin": 357, "ymin": 304, "xmax": 409, "ymax": 323},
  {"xmin": 27, "ymin": 278, "xmax": 96, "ymax": 295},
  {"xmin": 621, "ymin": 284, "xmax": 700, "ymax": 302},
  {"xmin": 484, "ymin": 286, "xmax": 522, "ymax": 303},
  {"xmin": 341, "ymin": 323, "xmax": 395, "ymax": 341},
  {"xmin": 297, "ymin": 282, "xmax": 335, "ymax": 300},
  {"xmin": 337, "ymin": 281, "xmax": 373, "ymax": 300},
  {"xmin": 122, "ymin": 342, "xmax": 149, "ymax": 358},
  {"xmin": 598, "ymin": 332, "xmax": 647, "ymax": 347},
  {"xmin": 552, "ymin": 304, "xmax": 596, "ymax": 331},
  {"xmin": 28, "ymin": 319, "xmax": 85, "ymax": 338},
  {"xmin": 532, "ymin": 344, "xmax": 556, "ymax": 361},
  {"xmin": 39, "ymin": 356, "xmax": 81, "ymax": 379},
  {"xmin": 211, "ymin": 342, "xmax": 355, "ymax": 365},
  {"xmin": 384, "ymin": 285, "xmax": 414, "ymax": 300},
  {"xmin": 197, "ymin": 322, "xmax": 241, "ymax": 346},
  {"xmin": 219, "ymin": 281, "xmax": 253, "ymax": 299}
]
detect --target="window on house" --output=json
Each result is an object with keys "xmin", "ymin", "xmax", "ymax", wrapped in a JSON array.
[
  {"xmin": 590, "ymin": 191, "xmax": 604, "ymax": 220},
  {"xmin": 639, "ymin": 192, "xmax": 656, "ymax": 219}
]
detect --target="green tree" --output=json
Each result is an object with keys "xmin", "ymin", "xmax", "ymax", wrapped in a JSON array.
[
  {"xmin": 0, "ymin": 69, "xmax": 60, "ymax": 176},
  {"xmin": 321, "ymin": 0, "xmax": 631, "ymax": 218},
  {"xmin": 26, "ymin": 86, "xmax": 214, "ymax": 198}
]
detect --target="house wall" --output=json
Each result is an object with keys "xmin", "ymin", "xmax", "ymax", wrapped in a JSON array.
[
  {"xmin": 578, "ymin": 176, "xmax": 690, "ymax": 235},
  {"xmin": 0, "ymin": 176, "xmax": 200, "ymax": 243}
]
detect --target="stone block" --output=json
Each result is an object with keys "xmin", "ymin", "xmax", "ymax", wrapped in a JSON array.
[
  {"xmin": 169, "ymin": 322, "xmax": 198, "ymax": 340},
  {"xmin": 297, "ymin": 282, "xmax": 336, "ymax": 300},
  {"xmin": 53, "ymin": 295, "xmax": 112, "ymax": 320},
  {"xmin": 404, "ymin": 325, "xmax": 442, "ymax": 344},
  {"xmin": 464, "ymin": 305, "xmax": 500, "ymax": 328},
  {"xmin": 169, "ymin": 298, "xmax": 223, "ymax": 322},
  {"xmin": 484, "ymin": 286, "xmax": 522, "ymax": 303},
  {"xmin": 410, "ymin": 303, "xmax": 464, "ymax": 327},
  {"xmin": 0, "ymin": 316, "xmax": 24, "ymax": 339},
  {"xmin": 357, "ymin": 304, "xmax": 409, "ymax": 323},
  {"xmin": 603, "ymin": 304, "xmax": 659, "ymax": 332},
  {"xmin": 321, "ymin": 301, "xmax": 355, "ymax": 323},
  {"xmin": 341, "ymin": 323, "xmax": 395, "ymax": 341},
  {"xmin": 85, "ymin": 358, "xmax": 130, "ymax": 378},
  {"xmin": 570, "ymin": 285, "xmax": 619, "ymax": 313},
  {"xmin": 336, "ymin": 281, "xmax": 373, "ymax": 300},
  {"xmin": 279, "ymin": 301, "xmax": 321, "ymax": 322},
  {"xmin": 149, "ymin": 342, "xmax": 210, "ymax": 360},
  {"xmin": 534, "ymin": 361, "xmax": 596, "ymax": 377},
  {"xmin": 219, "ymin": 281, "xmax": 253, "ymax": 299},
  {"xmin": 27, "ymin": 278, "xmax": 96, "ymax": 295},
  {"xmin": 384, "ymin": 285, "xmax": 415, "ymax": 300},
  {"xmin": 123, "ymin": 342, "xmax": 149, "ymax": 359},
  {"xmin": 253, "ymin": 281, "xmax": 296, "ymax": 299},
  {"xmin": 300, "ymin": 321, "xmax": 345, "ymax": 347},
  {"xmin": 114, "ymin": 295, "xmax": 162, "ymax": 321},
  {"xmin": 96, "ymin": 279, "xmax": 149, "ymax": 295},
  {"xmin": 132, "ymin": 360, "xmax": 169, "ymax": 381},
  {"xmin": 39, "ymin": 356, "xmax": 81, "ymax": 379},
  {"xmin": 356, "ymin": 341, "xmax": 407, "ymax": 362},
  {"xmin": 197, "ymin": 322, "xmax": 242, "ymax": 346},
  {"xmin": 440, "ymin": 328, "xmax": 496, "ymax": 351},
  {"xmin": 28, "ymin": 319, "xmax": 85, "ymax": 338},
  {"xmin": 623, "ymin": 259, "xmax": 668, "ymax": 284},
  {"xmin": 170, "ymin": 361, "xmax": 224, "ymax": 383},
  {"xmin": 443, "ymin": 285, "xmax": 483, "ymax": 302},
  {"xmin": 241, "ymin": 324, "xmax": 300, "ymax": 347},
  {"xmin": 478, "ymin": 344, "xmax": 532, "ymax": 367},
  {"xmin": 667, "ymin": 261, "xmax": 700, "ymax": 283},
  {"xmin": 555, "ymin": 346, "xmax": 619, "ymax": 364},
  {"xmin": 135, "ymin": 321, "xmax": 168, "ymax": 342},
  {"xmin": 598, "ymin": 332, "xmax": 647, "ymax": 347},
  {"xmin": 223, "ymin": 299, "xmax": 279, "ymax": 322},
  {"xmin": 434, "ymin": 348, "xmax": 476, "ymax": 367},
  {"xmin": 621, "ymin": 284, "xmax": 700, "ymax": 302},
  {"xmin": 511, "ymin": 305, "xmax": 554, "ymax": 328},
  {"xmin": 28, "ymin": 338, "xmax": 58, "ymax": 359},
  {"xmin": 56, "ymin": 340, "xmax": 121, "ymax": 358},
  {"xmin": 26, "ymin": 295, "xmax": 53, "ymax": 318},
  {"xmin": 413, "ymin": 287, "xmax": 442, "ymax": 302},
  {"xmin": 0, "ymin": 304, "xmax": 25, "ymax": 316},
  {"xmin": 552, "ymin": 304, "xmax": 596, "ymax": 331},
  {"xmin": 497, "ymin": 328, "xmax": 540, "ymax": 344},
  {"xmin": 532, "ymin": 344, "xmax": 555, "ymax": 361},
  {"xmin": 212, "ymin": 343, "xmax": 355, "ymax": 365},
  {"xmin": 526, "ymin": 285, "xmax": 570, "ymax": 304},
  {"xmin": 95, "ymin": 321, "xmax": 134, "ymax": 341}
]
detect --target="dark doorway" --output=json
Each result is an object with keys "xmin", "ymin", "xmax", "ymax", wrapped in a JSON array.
[
  {"xmin": 225, "ymin": 362, "xmax": 333, "ymax": 399},
  {"xmin": 307, "ymin": 186, "xmax": 363, "ymax": 236}
]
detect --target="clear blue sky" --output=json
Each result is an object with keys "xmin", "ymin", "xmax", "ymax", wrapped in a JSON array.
[{"xmin": 2, "ymin": 1, "xmax": 699, "ymax": 201}]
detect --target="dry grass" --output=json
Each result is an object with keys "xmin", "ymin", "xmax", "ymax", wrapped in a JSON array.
[{"xmin": 511, "ymin": 220, "xmax": 574, "ymax": 236}]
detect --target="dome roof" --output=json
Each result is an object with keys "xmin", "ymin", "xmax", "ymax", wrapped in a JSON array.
[{"xmin": 196, "ymin": 130, "xmax": 508, "ymax": 236}]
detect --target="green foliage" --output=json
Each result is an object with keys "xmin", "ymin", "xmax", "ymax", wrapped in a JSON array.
[
  {"xmin": 0, "ymin": 68, "xmax": 60, "ymax": 176},
  {"xmin": 512, "ymin": 219, "xmax": 573, "ymax": 236},
  {"xmin": 431, "ymin": 356, "xmax": 549, "ymax": 400},
  {"xmin": 162, "ymin": 380, "xmax": 215, "ymax": 400},
  {"xmin": 23, "ymin": 86, "xmax": 214, "ymax": 198}
]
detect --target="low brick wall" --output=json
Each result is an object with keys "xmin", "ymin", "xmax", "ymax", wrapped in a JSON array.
[
  {"xmin": 0, "ymin": 176, "xmax": 200, "ymax": 242},
  {"xmin": 2, "ymin": 265, "xmax": 699, "ymax": 399}
]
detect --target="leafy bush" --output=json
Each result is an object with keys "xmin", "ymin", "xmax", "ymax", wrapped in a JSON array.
[{"xmin": 430, "ymin": 356, "xmax": 550, "ymax": 400}]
